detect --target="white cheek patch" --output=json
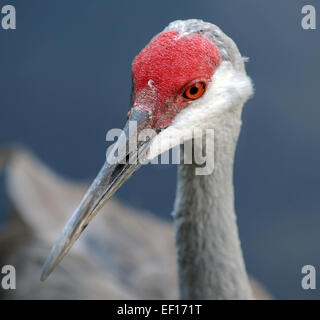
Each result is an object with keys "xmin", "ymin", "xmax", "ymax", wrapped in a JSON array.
[{"xmin": 146, "ymin": 61, "xmax": 253, "ymax": 160}]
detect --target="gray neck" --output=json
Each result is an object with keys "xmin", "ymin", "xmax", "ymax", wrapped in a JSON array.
[{"xmin": 172, "ymin": 108, "xmax": 252, "ymax": 299}]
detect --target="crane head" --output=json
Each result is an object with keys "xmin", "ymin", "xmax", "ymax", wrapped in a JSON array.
[
  {"xmin": 41, "ymin": 19, "xmax": 253, "ymax": 281},
  {"xmin": 131, "ymin": 29, "xmax": 220, "ymax": 129}
]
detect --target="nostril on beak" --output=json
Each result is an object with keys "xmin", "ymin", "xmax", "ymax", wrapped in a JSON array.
[{"xmin": 110, "ymin": 154, "xmax": 130, "ymax": 181}]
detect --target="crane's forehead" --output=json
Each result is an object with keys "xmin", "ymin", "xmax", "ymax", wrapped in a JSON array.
[{"xmin": 132, "ymin": 30, "xmax": 220, "ymax": 101}]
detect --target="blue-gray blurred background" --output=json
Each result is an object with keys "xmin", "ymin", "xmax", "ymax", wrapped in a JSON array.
[{"xmin": 0, "ymin": 0, "xmax": 319, "ymax": 299}]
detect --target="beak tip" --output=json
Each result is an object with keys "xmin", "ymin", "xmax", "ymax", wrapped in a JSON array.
[
  {"xmin": 40, "ymin": 246, "xmax": 61, "ymax": 282},
  {"xmin": 40, "ymin": 273, "xmax": 47, "ymax": 282},
  {"xmin": 40, "ymin": 258, "xmax": 52, "ymax": 282}
]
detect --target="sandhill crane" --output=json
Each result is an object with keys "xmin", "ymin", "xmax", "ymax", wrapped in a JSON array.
[{"xmin": 41, "ymin": 19, "xmax": 254, "ymax": 299}]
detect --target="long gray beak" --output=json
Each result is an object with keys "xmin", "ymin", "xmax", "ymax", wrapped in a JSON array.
[{"xmin": 41, "ymin": 109, "xmax": 155, "ymax": 281}]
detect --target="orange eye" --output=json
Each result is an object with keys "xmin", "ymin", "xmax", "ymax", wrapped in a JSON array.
[{"xmin": 183, "ymin": 82, "xmax": 206, "ymax": 100}]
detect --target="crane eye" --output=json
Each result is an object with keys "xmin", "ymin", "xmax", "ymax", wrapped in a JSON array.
[{"xmin": 183, "ymin": 82, "xmax": 206, "ymax": 100}]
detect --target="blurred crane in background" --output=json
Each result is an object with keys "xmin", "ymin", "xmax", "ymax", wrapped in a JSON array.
[{"xmin": 0, "ymin": 147, "xmax": 269, "ymax": 299}]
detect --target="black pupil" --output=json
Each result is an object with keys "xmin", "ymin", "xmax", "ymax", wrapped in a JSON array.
[{"xmin": 189, "ymin": 86, "xmax": 199, "ymax": 95}]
